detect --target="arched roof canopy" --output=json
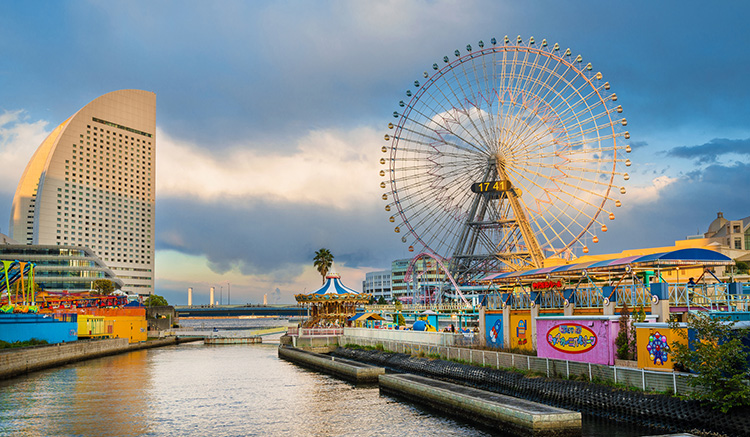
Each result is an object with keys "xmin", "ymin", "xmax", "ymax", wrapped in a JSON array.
[{"xmin": 481, "ymin": 248, "xmax": 733, "ymax": 285}]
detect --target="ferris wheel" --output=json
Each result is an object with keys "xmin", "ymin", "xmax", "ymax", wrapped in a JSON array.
[{"xmin": 381, "ymin": 35, "xmax": 631, "ymax": 280}]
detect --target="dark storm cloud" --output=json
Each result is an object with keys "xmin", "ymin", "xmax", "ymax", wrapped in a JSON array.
[
  {"xmin": 594, "ymin": 161, "xmax": 750, "ymax": 255},
  {"xmin": 666, "ymin": 138, "xmax": 750, "ymax": 163},
  {"xmin": 155, "ymin": 195, "xmax": 402, "ymax": 281}
]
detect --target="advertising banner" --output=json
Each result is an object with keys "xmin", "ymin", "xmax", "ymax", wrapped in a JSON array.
[
  {"xmin": 510, "ymin": 313, "xmax": 532, "ymax": 350},
  {"xmin": 536, "ymin": 317, "xmax": 619, "ymax": 365},
  {"xmin": 485, "ymin": 313, "xmax": 503, "ymax": 348}
]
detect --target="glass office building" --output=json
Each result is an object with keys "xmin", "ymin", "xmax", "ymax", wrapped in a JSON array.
[{"xmin": 0, "ymin": 242, "xmax": 123, "ymax": 293}]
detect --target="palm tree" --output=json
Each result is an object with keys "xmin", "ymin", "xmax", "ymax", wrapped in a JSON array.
[{"xmin": 313, "ymin": 248, "xmax": 334, "ymax": 284}]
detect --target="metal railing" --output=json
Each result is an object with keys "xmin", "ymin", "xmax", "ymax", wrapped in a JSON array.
[
  {"xmin": 573, "ymin": 287, "xmax": 604, "ymax": 308},
  {"xmin": 342, "ymin": 327, "xmax": 480, "ymax": 348},
  {"xmin": 369, "ymin": 282, "xmax": 750, "ymax": 313},
  {"xmin": 286, "ymin": 327, "xmax": 343, "ymax": 337},
  {"xmin": 614, "ymin": 284, "xmax": 651, "ymax": 308},
  {"xmin": 538, "ymin": 290, "xmax": 566, "ymax": 308},
  {"xmin": 364, "ymin": 303, "xmax": 474, "ymax": 313}
]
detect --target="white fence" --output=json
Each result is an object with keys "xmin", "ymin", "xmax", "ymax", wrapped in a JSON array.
[
  {"xmin": 341, "ymin": 333, "xmax": 696, "ymax": 395},
  {"xmin": 343, "ymin": 327, "xmax": 479, "ymax": 347},
  {"xmin": 287, "ymin": 327, "xmax": 344, "ymax": 337}
]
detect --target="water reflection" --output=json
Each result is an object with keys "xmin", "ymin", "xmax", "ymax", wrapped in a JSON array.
[
  {"xmin": 0, "ymin": 350, "xmax": 152, "ymax": 436},
  {"xmin": 0, "ymin": 341, "xmax": 650, "ymax": 436}
]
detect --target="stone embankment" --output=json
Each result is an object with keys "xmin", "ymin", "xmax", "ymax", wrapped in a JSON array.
[
  {"xmin": 380, "ymin": 373, "xmax": 581, "ymax": 437},
  {"xmin": 0, "ymin": 337, "xmax": 199, "ymax": 380},
  {"xmin": 278, "ymin": 346, "xmax": 384, "ymax": 383},
  {"xmin": 334, "ymin": 347, "xmax": 750, "ymax": 437}
]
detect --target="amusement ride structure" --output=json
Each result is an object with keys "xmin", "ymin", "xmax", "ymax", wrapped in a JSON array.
[{"xmin": 381, "ymin": 36, "xmax": 632, "ymax": 303}]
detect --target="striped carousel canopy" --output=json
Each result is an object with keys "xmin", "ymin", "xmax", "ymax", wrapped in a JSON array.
[
  {"xmin": 309, "ymin": 272, "xmax": 360, "ymax": 296},
  {"xmin": 295, "ymin": 269, "xmax": 369, "ymax": 303}
]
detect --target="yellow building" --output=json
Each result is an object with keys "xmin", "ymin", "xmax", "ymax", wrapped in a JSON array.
[
  {"xmin": 635, "ymin": 323, "xmax": 688, "ymax": 371},
  {"xmin": 65, "ymin": 307, "xmax": 147, "ymax": 343}
]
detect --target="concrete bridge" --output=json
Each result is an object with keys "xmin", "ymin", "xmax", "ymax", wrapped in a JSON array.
[
  {"xmin": 166, "ymin": 326, "xmax": 290, "ymax": 339},
  {"xmin": 174, "ymin": 305, "xmax": 307, "ymax": 318}
]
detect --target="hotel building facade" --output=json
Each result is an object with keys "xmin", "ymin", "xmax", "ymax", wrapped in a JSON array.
[{"xmin": 9, "ymin": 90, "xmax": 156, "ymax": 295}]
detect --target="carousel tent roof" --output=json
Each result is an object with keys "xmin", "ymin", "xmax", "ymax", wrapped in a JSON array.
[
  {"xmin": 348, "ymin": 312, "xmax": 385, "ymax": 322},
  {"xmin": 308, "ymin": 272, "xmax": 360, "ymax": 296}
]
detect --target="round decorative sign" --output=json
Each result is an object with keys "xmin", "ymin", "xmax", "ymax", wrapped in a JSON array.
[{"xmin": 546, "ymin": 323, "xmax": 597, "ymax": 354}]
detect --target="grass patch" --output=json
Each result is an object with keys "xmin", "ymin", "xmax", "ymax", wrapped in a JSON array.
[{"xmin": 0, "ymin": 338, "xmax": 49, "ymax": 349}]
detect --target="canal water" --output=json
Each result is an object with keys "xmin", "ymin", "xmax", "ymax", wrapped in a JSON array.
[{"xmin": 0, "ymin": 321, "xmax": 654, "ymax": 436}]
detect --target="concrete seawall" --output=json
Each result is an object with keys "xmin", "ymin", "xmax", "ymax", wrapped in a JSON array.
[
  {"xmin": 0, "ymin": 337, "xmax": 198, "ymax": 380},
  {"xmin": 380, "ymin": 374, "xmax": 581, "ymax": 437},
  {"xmin": 278, "ymin": 346, "xmax": 384, "ymax": 383}
]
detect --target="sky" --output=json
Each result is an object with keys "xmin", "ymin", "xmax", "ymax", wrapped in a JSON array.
[{"xmin": 1, "ymin": 1, "xmax": 749, "ymax": 305}]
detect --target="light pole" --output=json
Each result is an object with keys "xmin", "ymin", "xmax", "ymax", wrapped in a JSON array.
[
  {"xmin": 227, "ymin": 282, "xmax": 230, "ymax": 305},
  {"xmin": 220, "ymin": 286, "xmax": 223, "ymax": 305}
]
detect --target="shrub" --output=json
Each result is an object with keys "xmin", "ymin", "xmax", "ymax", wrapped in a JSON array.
[{"xmin": 669, "ymin": 312, "xmax": 750, "ymax": 412}]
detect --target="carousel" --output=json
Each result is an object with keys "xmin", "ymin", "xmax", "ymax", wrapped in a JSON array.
[{"xmin": 295, "ymin": 270, "xmax": 370, "ymax": 327}]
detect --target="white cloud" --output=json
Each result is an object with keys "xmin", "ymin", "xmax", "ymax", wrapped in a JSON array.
[
  {"xmin": 621, "ymin": 175, "xmax": 676, "ymax": 205},
  {"xmin": 156, "ymin": 125, "xmax": 384, "ymax": 206},
  {"xmin": 0, "ymin": 110, "xmax": 50, "ymax": 193}
]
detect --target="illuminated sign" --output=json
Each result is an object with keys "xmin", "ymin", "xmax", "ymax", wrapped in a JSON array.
[
  {"xmin": 470, "ymin": 180, "xmax": 511, "ymax": 193},
  {"xmin": 532, "ymin": 280, "xmax": 563, "ymax": 290},
  {"xmin": 546, "ymin": 323, "xmax": 597, "ymax": 354}
]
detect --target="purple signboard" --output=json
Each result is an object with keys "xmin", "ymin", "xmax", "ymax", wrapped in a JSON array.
[{"xmin": 536, "ymin": 316, "xmax": 620, "ymax": 365}]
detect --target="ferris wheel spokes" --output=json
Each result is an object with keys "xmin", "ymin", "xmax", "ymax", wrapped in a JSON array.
[{"xmin": 383, "ymin": 35, "xmax": 631, "ymax": 283}]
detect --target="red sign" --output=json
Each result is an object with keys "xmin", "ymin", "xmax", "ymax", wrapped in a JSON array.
[{"xmin": 532, "ymin": 280, "xmax": 563, "ymax": 290}]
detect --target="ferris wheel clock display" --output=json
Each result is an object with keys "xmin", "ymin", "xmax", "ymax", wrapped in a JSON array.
[{"xmin": 381, "ymin": 35, "xmax": 631, "ymax": 282}]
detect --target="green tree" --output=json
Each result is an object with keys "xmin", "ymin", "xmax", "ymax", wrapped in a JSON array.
[
  {"xmin": 615, "ymin": 304, "xmax": 645, "ymax": 360},
  {"xmin": 615, "ymin": 302, "xmax": 633, "ymax": 360},
  {"xmin": 145, "ymin": 294, "xmax": 168, "ymax": 307},
  {"xmin": 736, "ymin": 261, "xmax": 749, "ymax": 275},
  {"xmin": 313, "ymin": 248, "xmax": 334, "ymax": 284},
  {"xmin": 377, "ymin": 295, "xmax": 387, "ymax": 305},
  {"xmin": 91, "ymin": 279, "xmax": 115, "ymax": 296},
  {"xmin": 669, "ymin": 312, "xmax": 750, "ymax": 412}
]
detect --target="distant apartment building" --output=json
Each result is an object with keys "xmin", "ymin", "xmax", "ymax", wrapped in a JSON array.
[
  {"xmin": 362, "ymin": 269, "xmax": 391, "ymax": 301},
  {"xmin": 388, "ymin": 257, "xmax": 445, "ymax": 301},
  {"xmin": 9, "ymin": 90, "xmax": 156, "ymax": 295},
  {"xmin": 390, "ymin": 258, "xmax": 410, "ymax": 300},
  {"xmin": 683, "ymin": 212, "xmax": 750, "ymax": 271},
  {"xmin": 702, "ymin": 212, "xmax": 750, "ymax": 251}
]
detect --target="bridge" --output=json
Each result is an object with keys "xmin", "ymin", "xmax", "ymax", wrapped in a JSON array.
[
  {"xmin": 174, "ymin": 305, "xmax": 308, "ymax": 318},
  {"xmin": 166, "ymin": 326, "xmax": 290, "ymax": 339}
]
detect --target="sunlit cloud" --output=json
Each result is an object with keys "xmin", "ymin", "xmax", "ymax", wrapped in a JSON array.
[
  {"xmin": 621, "ymin": 175, "xmax": 676, "ymax": 205},
  {"xmin": 156, "ymin": 126, "xmax": 383, "ymax": 206},
  {"xmin": 0, "ymin": 110, "xmax": 49, "ymax": 193}
]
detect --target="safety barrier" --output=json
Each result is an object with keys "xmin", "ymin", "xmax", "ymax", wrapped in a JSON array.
[
  {"xmin": 286, "ymin": 327, "xmax": 343, "ymax": 337},
  {"xmin": 343, "ymin": 327, "xmax": 479, "ymax": 348},
  {"xmin": 341, "ymin": 335, "xmax": 693, "ymax": 395},
  {"xmin": 481, "ymin": 282, "xmax": 750, "ymax": 311}
]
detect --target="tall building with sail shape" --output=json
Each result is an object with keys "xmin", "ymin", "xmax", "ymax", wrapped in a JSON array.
[{"xmin": 9, "ymin": 90, "xmax": 156, "ymax": 295}]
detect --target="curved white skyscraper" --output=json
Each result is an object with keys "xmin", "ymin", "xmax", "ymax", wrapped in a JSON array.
[{"xmin": 10, "ymin": 90, "xmax": 156, "ymax": 295}]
